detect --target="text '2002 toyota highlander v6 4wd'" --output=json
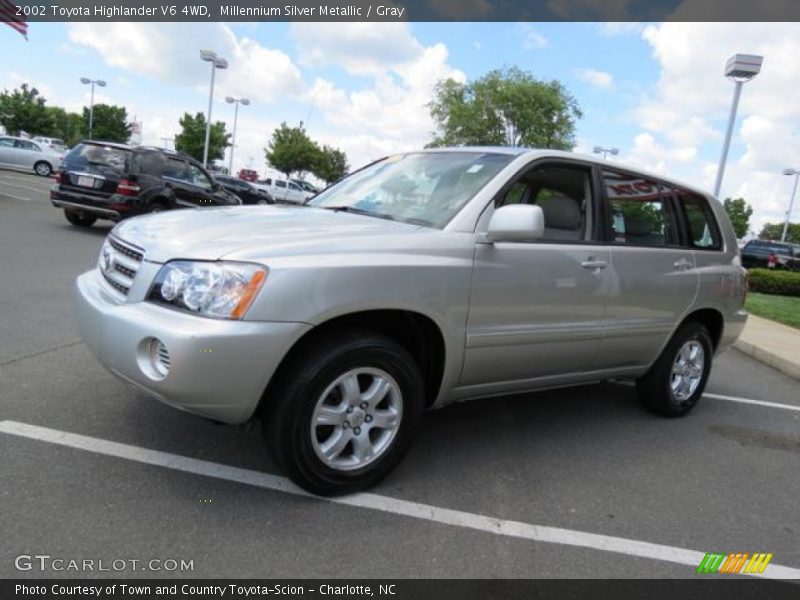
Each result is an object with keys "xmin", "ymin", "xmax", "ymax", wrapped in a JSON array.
[{"xmin": 74, "ymin": 148, "xmax": 748, "ymax": 495}]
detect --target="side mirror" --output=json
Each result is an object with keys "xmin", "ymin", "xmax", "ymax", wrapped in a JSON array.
[{"xmin": 486, "ymin": 204, "xmax": 545, "ymax": 243}]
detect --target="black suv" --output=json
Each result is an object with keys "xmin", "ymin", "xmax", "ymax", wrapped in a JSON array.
[
  {"xmin": 51, "ymin": 142, "xmax": 241, "ymax": 227},
  {"xmin": 741, "ymin": 239, "xmax": 800, "ymax": 270},
  {"xmin": 214, "ymin": 175, "xmax": 274, "ymax": 205}
]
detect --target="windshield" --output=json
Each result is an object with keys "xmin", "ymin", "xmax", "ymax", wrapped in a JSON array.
[{"xmin": 307, "ymin": 152, "xmax": 514, "ymax": 228}]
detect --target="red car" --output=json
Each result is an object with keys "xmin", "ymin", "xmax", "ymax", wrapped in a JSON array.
[{"xmin": 238, "ymin": 168, "xmax": 258, "ymax": 182}]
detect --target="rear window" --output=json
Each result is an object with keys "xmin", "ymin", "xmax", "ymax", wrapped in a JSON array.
[
  {"xmin": 65, "ymin": 143, "xmax": 131, "ymax": 172},
  {"xmin": 678, "ymin": 193, "xmax": 722, "ymax": 250}
]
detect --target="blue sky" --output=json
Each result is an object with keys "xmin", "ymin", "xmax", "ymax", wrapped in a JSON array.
[{"xmin": 2, "ymin": 21, "xmax": 799, "ymax": 232}]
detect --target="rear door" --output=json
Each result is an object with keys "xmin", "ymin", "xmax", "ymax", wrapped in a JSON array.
[
  {"xmin": 59, "ymin": 143, "xmax": 129, "ymax": 198},
  {"xmin": 0, "ymin": 137, "xmax": 16, "ymax": 167},
  {"xmin": 594, "ymin": 169, "xmax": 699, "ymax": 371}
]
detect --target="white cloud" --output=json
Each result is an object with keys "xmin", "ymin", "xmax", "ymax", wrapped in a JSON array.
[
  {"xmin": 520, "ymin": 25, "xmax": 549, "ymax": 50},
  {"xmin": 67, "ymin": 23, "xmax": 302, "ymax": 103},
  {"xmin": 626, "ymin": 22, "xmax": 800, "ymax": 231},
  {"xmin": 573, "ymin": 68, "xmax": 615, "ymax": 89},
  {"xmin": 290, "ymin": 23, "xmax": 421, "ymax": 76}
]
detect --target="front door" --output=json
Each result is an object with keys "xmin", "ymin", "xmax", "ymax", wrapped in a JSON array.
[{"xmin": 463, "ymin": 161, "xmax": 610, "ymax": 386}]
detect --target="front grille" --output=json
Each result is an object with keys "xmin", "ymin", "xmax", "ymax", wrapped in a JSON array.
[{"xmin": 98, "ymin": 235, "xmax": 145, "ymax": 300}]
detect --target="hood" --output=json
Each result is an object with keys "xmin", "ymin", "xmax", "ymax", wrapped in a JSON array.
[{"xmin": 112, "ymin": 205, "xmax": 424, "ymax": 263}]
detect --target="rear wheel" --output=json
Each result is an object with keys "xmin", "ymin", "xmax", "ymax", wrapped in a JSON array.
[
  {"xmin": 636, "ymin": 321, "xmax": 713, "ymax": 417},
  {"xmin": 64, "ymin": 210, "xmax": 97, "ymax": 228},
  {"xmin": 263, "ymin": 330, "xmax": 425, "ymax": 496},
  {"xmin": 34, "ymin": 161, "xmax": 52, "ymax": 177}
]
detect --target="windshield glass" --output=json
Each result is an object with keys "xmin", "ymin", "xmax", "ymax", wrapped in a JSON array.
[{"xmin": 307, "ymin": 152, "xmax": 514, "ymax": 228}]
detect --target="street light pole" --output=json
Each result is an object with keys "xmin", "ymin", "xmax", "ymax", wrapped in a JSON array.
[
  {"xmin": 200, "ymin": 50, "xmax": 228, "ymax": 168},
  {"xmin": 782, "ymin": 168, "xmax": 799, "ymax": 242},
  {"xmin": 593, "ymin": 146, "xmax": 619, "ymax": 160},
  {"xmin": 713, "ymin": 54, "xmax": 763, "ymax": 198},
  {"xmin": 225, "ymin": 96, "xmax": 250, "ymax": 175},
  {"xmin": 80, "ymin": 77, "xmax": 107, "ymax": 139}
]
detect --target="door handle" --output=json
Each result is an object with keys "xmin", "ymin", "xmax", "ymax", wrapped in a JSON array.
[
  {"xmin": 581, "ymin": 260, "xmax": 608, "ymax": 270},
  {"xmin": 673, "ymin": 258, "xmax": 693, "ymax": 270}
]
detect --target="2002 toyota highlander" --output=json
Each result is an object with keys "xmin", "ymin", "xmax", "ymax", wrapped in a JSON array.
[{"xmin": 74, "ymin": 148, "xmax": 748, "ymax": 495}]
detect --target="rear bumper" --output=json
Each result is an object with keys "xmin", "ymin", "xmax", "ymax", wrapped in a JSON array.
[
  {"xmin": 51, "ymin": 187, "xmax": 135, "ymax": 220},
  {"xmin": 718, "ymin": 309, "xmax": 748, "ymax": 354},
  {"xmin": 75, "ymin": 269, "xmax": 312, "ymax": 423}
]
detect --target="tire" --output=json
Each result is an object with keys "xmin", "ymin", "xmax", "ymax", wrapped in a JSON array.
[
  {"xmin": 263, "ymin": 330, "xmax": 425, "ymax": 496},
  {"xmin": 64, "ymin": 210, "xmax": 97, "ymax": 228},
  {"xmin": 148, "ymin": 202, "xmax": 166, "ymax": 214},
  {"xmin": 34, "ymin": 161, "xmax": 52, "ymax": 177},
  {"xmin": 256, "ymin": 198, "xmax": 269, "ymax": 205},
  {"xmin": 636, "ymin": 321, "xmax": 713, "ymax": 417}
]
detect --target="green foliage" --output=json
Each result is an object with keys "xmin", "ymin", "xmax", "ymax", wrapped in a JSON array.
[
  {"xmin": 723, "ymin": 197, "xmax": 753, "ymax": 239},
  {"xmin": 0, "ymin": 83, "xmax": 50, "ymax": 135},
  {"xmin": 174, "ymin": 112, "xmax": 230, "ymax": 162},
  {"xmin": 427, "ymin": 66, "xmax": 582, "ymax": 149},
  {"xmin": 313, "ymin": 145, "xmax": 349, "ymax": 184},
  {"xmin": 265, "ymin": 122, "xmax": 320, "ymax": 177},
  {"xmin": 83, "ymin": 104, "xmax": 131, "ymax": 143},
  {"xmin": 759, "ymin": 222, "xmax": 800, "ymax": 244},
  {"xmin": 44, "ymin": 107, "xmax": 83, "ymax": 147},
  {"xmin": 747, "ymin": 269, "xmax": 800, "ymax": 297}
]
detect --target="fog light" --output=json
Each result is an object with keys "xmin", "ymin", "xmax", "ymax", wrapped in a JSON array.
[{"xmin": 149, "ymin": 338, "xmax": 171, "ymax": 378}]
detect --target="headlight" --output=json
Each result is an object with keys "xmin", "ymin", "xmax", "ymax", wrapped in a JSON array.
[{"xmin": 148, "ymin": 261, "xmax": 267, "ymax": 320}]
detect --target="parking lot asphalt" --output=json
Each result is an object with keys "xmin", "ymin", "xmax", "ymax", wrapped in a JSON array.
[{"xmin": 1, "ymin": 170, "xmax": 799, "ymax": 579}]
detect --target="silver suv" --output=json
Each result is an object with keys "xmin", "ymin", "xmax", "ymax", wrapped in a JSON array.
[{"xmin": 74, "ymin": 148, "xmax": 748, "ymax": 495}]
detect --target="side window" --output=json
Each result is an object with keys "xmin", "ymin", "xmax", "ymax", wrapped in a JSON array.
[
  {"xmin": 186, "ymin": 163, "xmax": 212, "ymax": 189},
  {"xmin": 496, "ymin": 164, "xmax": 590, "ymax": 242},
  {"xmin": 289, "ymin": 182, "xmax": 301, "ymax": 191},
  {"xmin": 679, "ymin": 193, "xmax": 722, "ymax": 250},
  {"xmin": 0, "ymin": 138, "xmax": 15, "ymax": 148},
  {"xmin": 163, "ymin": 158, "xmax": 189, "ymax": 181},
  {"xmin": 603, "ymin": 170, "xmax": 678, "ymax": 247},
  {"xmin": 276, "ymin": 180, "xmax": 286, "ymax": 188}
]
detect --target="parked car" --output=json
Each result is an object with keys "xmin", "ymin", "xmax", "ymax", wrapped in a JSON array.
[
  {"xmin": 51, "ymin": 142, "xmax": 241, "ymax": 228},
  {"xmin": 0, "ymin": 135, "xmax": 64, "ymax": 176},
  {"xmin": 292, "ymin": 178, "xmax": 320, "ymax": 199},
  {"xmin": 74, "ymin": 148, "xmax": 747, "ymax": 495},
  {"xmin": 257, "ymin": 176, "xmax": 308, "ymax": 203},
  {"xmin": 32, "ymin": 136, "xmax": 69, "ymax": 152},
  {"xmin": 238, "ymin": 168, "xmax": 259, "ymax": 182},
  {"xmin": 740, "ymin": 239, "xmax": 800, "ymax": 270},
  {"xmin": 215, "ymin": 175, "xmax": 274, "ymax": 205}
]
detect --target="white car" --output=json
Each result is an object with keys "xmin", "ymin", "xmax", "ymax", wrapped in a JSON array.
[
  {"xmin": 257, "ymin": 177, "xmax": 308, "ymax": 204},
  {"xmin": 33, "ymin": 136, "xmax": 68, "ymax": 152},
  {"xmin": 0, "ymin": 135, "xmax": 64, "ymax": 176}
]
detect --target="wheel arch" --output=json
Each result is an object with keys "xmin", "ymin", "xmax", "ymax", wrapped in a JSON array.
[{"xmin": 259, "ymin": 309, "xmax": 447, "ymax": 414}]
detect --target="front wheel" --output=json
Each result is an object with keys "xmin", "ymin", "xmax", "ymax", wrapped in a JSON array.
[
  {"xmin": 263, "ymin": 331, "xmax": 425, "ymax": 496},
  {"xmin": 636, "ymin": 321, "xmax": 713, "ymax": 417}
]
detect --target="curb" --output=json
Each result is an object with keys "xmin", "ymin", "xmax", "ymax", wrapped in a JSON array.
[{"xmin": 734, "ymin": 338, "xmax": 800, "ymax": 381}]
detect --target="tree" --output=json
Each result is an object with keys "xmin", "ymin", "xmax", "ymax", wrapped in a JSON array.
[
  {"xmin": 45, "ymin": 106, "xmax": 83, "ymax": 147},
  {"xmin": 760, "ymin": 222, "xmax": 800, "ymax": 244},
  {"xmin": 174, "ymin": 112, "xmax": 230, "ymax": 162},
  {"xmin": 265, "ymin": 122, "xmax": 320, "ymax": 177},
  {"xmin": 0, "ymin": 83, "xmax": 50, "ymax": 135},
  {"xmin": 313, "ymin": 145, "xmax": 349, "ymax": 184},
  {"xmin": 428, "ymin": 66, "xmax": 582, "ymax": 149},
  {"xmin": 83, "ymin": 104, "xmax": 132, "ymax": 143},
  {"xmin": 723, "ymin": 197, "xmax": 753, "ymax": 239}
]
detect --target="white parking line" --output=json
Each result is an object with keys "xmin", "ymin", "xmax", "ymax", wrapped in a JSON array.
[
  {"xmin": 0, "ymin": 179, "xmax": 48, "ymax": 194},
  {"xmin": 704, "ymin": 393, "xmax": 800, "ymax": 413},
  {"xmin": 0, "ymin": 189, "xmax": 34, "ymax": 202},
  {"xmin": 1, "ymin": 419, "xmax": 798, "ymax": 579}
]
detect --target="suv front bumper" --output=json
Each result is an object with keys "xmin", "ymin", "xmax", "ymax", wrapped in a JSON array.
[{"xmin": 75, "ymin": 269, "xmax": 311, "ymax": 423}]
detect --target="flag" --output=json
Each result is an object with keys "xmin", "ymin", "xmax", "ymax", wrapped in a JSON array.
[{"xmin": 0, "ymin": 0, "xmax": 28, "ymax": 39}]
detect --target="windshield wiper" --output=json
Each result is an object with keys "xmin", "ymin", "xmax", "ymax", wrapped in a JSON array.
[{"xmin": 319, "ymin": 205, "xmax": 433, "ymax": 227}]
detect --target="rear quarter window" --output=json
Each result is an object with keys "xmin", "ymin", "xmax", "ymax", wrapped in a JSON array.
[
  {"xmin": 678, "ymin": 193, "xmax": 722, "ymax": 250},
  {"xmin": 65, "ymin": 144, "xmax": 131, "ymax": 172}
]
